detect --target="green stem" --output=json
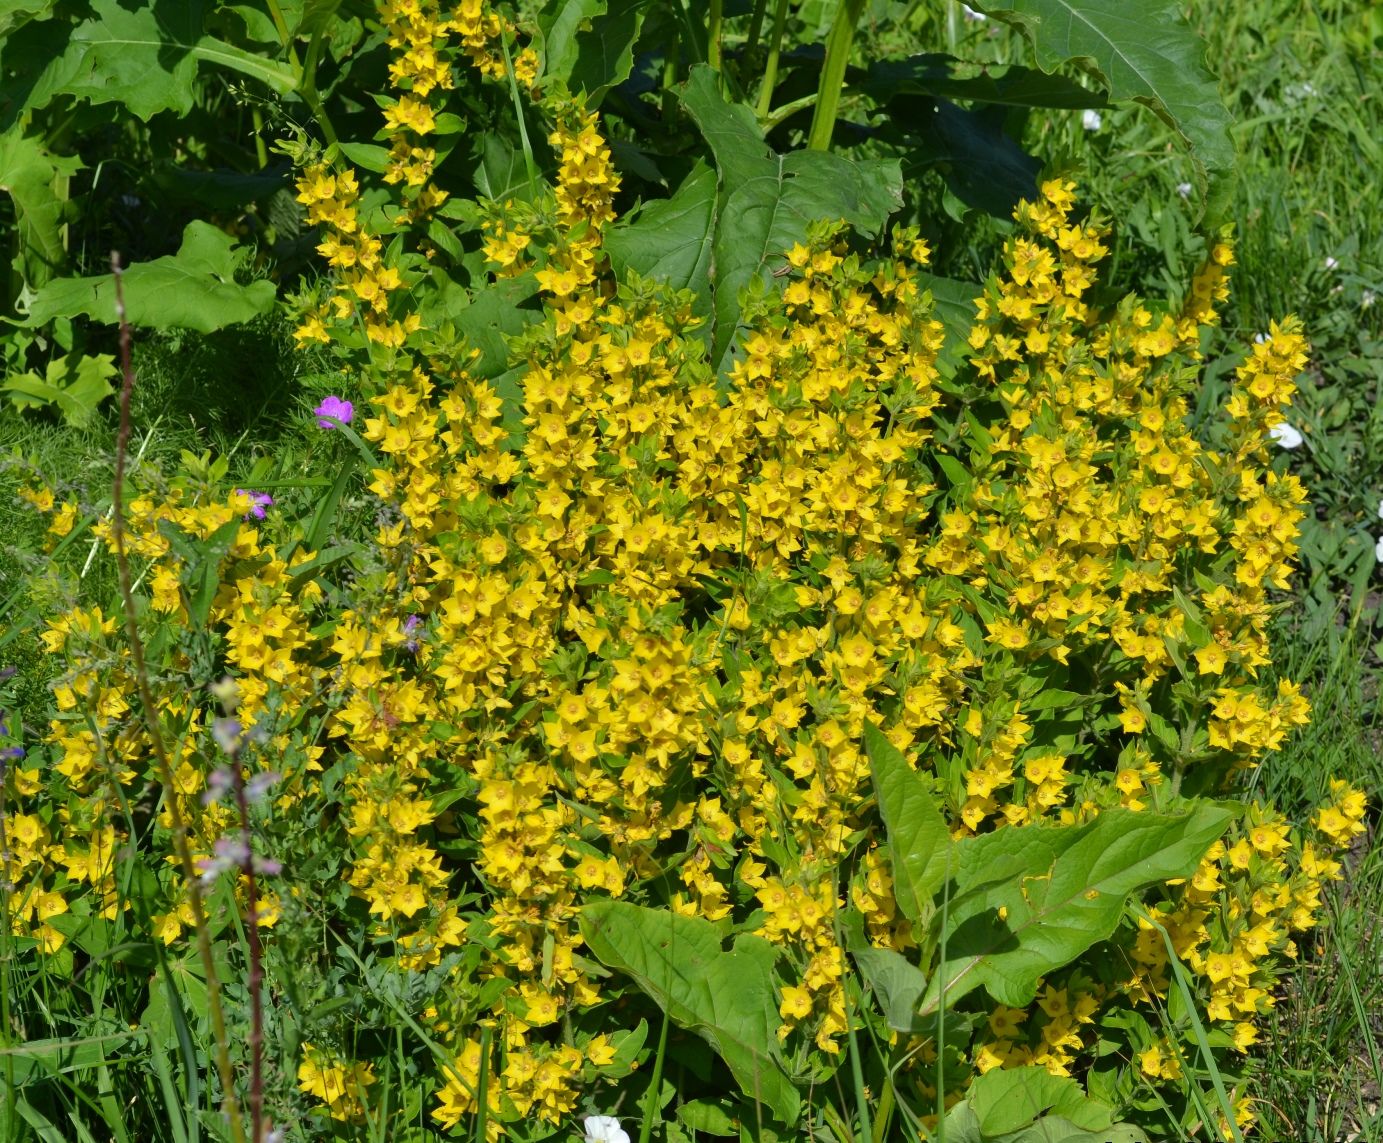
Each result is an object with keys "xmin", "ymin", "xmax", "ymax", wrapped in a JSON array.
[
  {"xmin": 807, "ymin": 0, "xmax": 866, "ymax": 151},
  {"xmin": 745, "ymin": 0, "xmax": 769, "ymax": 54},
  {"xmin": 638, "ymin": 1013, "xmax": 670, "ymax": 1143},
  {"xmin": 707, "ymin": 0, "xmax": 724, "ymax": 72},
  {"xmin": 755, "ymin": 0, "xmax": 791, "ymax": 120},
  {"xmin": 760, "ymin": 92, "xmax": 819, "ymax": 133},
  {"xmin": 251, "ymin": 107, "xmax": 269, "ymax": 169}
]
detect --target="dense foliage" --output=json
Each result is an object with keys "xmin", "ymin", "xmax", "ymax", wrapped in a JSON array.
[{"xmin": 2, "ymin": 2, "xmax": 1377, "ymax": 1142}]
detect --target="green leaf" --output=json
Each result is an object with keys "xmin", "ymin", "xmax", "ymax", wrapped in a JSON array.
[
  {"xmin": 852, "ymin": 945, "xmax": 929, "ymax": 1033},
  {"xmin": 971, "ymin": 0, "xmax": 1236, "ymax": 221},
  {"xmin": 3, "ymin": 352, "xmax": 116, "ymax": 426},
  {"xmin": 966, "ymin": 1066, "xmax": 1113, "ymax": 1133},
  {"xmin": 880, "ymin": 96, "xmax": 1040, "ymax": 220},
  {"xmin": 581, "ymin": 901, "xmax": 799, "ymax": 1124},
  {"xmin": 17, "ymin": 0, "xmax": 296, "ymax": 122},
  {"xmin": 921, "ymin": 805, "xmax": 1231, "ymax": 1013},
  {"xmin": 0, "ymin": 0, "xmax": 55, "ymax": 37},
  {"xmin": 0, "ymin": 126, "xmax": 82, "ymax": 290},
  {"xmin": 604, "ymin": 161, "xmax": 717, "ymax": 313},
  {"xmin": 864, "ymin": 723, "xmax": 951, "ymax": 919},
  {"xmin": 862, "ymin": 54, "xmax": 1106, "ymax": 109},
  {"xmin": 539, "ymin": 0, "xmax": 648, "ymax": 102},
  {"xmin": 676, "ymin": 64, "xmax": 903, "ymax": 375},
  {"xmin": 916, "ymin": 270, "xmax": 981, "ymax": 377},
  {"xmin": 943, "ymin": 1099, "xmax": 1150, "ymax": 1143},
  {"xmin": 24, "ymin": 221, "xmax": 276, "ymax": 332}
]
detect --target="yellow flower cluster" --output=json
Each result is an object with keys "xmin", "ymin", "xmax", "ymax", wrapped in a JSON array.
[{"xmin": 14, "ymin": 5, "xmax": 1369, "ymax": 1137}]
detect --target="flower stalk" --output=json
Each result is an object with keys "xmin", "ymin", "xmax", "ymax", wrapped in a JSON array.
[{"xmin": 110, "ymin": 254, "xmax": 246, "ymax": 1143}]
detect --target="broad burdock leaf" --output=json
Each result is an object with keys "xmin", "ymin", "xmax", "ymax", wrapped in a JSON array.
[
  {"xmin": 15, "ymin": 0, "xmax": 295, "ymax": 122},
  {"xmin": 648, "ymin": 64, "xmax": 902, "ymax": 375},
  {"xmin": 23, "ymin": 222, "xmax": 275, "ymax": 333},
  {"xmin": 581, "ymin": 900, "xmax": 799, "ymax": 1125},
  {"xmin": 604, "ymin": 161, "xmax": 717, "ymax": 311},
  {"xmin": 919, "ymin": 804, "xmax": 1232, "ymax": 1013},
  {"xmin": 968, "ymin": 0, "xmax": 1237, "ymax": 222}
]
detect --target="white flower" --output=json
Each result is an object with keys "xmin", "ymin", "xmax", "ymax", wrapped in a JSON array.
[
  {"xmin": 1176, "ymin": 182, "xmax": 1192, "ymax": 199},
  {"xmin": 1364, "ymin": 290, "xmax": 1376, "ymax": 310},
  {"xmin": 1376, "ymin": 498, "xmax": 1383, "ymax": 520},
  {"xmin": 1254, "ymin": 332, "xmax": 1269, "ymax": 344},
  {"xmin": 584, "ymin": 1116, "xmax": 631, "ymax": 1143},
  {"xmin": 1081, "ymin": 109, "xmax": 1102, "ymax": 131},
  {"xmin": 1376, "ymin": 535, "xmax": 1383, "ymax": 564},
  {"xmin": 1324, "ymin": 256, "xmax": 1339, "ymax": 271},
  {"xmin": 1268, "ymin": 422, "xmax": 1304, "ymax": 450},
  {"xmin": 961, "ymin": 3, "xmax": 987, "ymax": 20}
]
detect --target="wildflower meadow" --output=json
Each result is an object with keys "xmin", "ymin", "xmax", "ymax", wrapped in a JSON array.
[{"xmin": 0, "ymin": 2, "xmax": 1379, "ymax": 1142}]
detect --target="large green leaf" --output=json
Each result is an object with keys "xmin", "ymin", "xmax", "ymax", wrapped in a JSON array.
[
  {"xmin": 604, "ymin": 161, "xmax": 717, "ymax": 313},
  {"xmin": 0, "ymin": 126, "xmax": 82, "ymax": 290},
  {"xmin": 920, "ymin": 805, "xmax": 1231, "ymax": 1013},
  {"xmin": 17, "ymin": 0, "xmax": 295, "ymax": 122},
  {"xmin": 0, "ymin": 0, "xmax": 53, "ymax": 37},
  {"xmin": 879, "ymin": 95, "xmax": 1040, "ymax": 220},
  {"xmin": 965, "ymin": 1067, "xmax": 1113, "ymax": 1133},
  {"xmin": 581, "ymin": 901, "xmax": 799, "ymax": 1124},
  {"xmin": 943, "ymin": 1100, "xmax": 1150, "ymax": 1143},
  {"xmin": 539, "ymin": 0, "xmax": 647, "ymax": 102},
  {"xmin": 862, "ymin": 54, "xmax": 1105, "ymax": 109},
  {"xmin": 24, "ymin": 222, "xmax": 276, "ymax": 332},
  {"xmin": 970, "ymin": 0, "xmax": 1236, "ymax": 220},
  {"xmin": 864, "ymin": 723, "xmax": 951, "ymax": 920},
  {"xmin": 674, "ymin": 64, "xmax": 903, "ymax": 375}
]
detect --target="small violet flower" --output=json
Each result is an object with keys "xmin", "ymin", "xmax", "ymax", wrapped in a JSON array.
[
  {"xmin": 235, "ymin": 490, "xmax": 274, "ymax": 521},
  {"xmin": 314, "ymin": 395, "xmax": 354, "ymax": 430},
  {"xmin": 583, "ymin": 1117, "xmax": 630, "ymax": 1143},
  {"xmin": 403, "ymin": 613, "xmax": 423, "ymax": 654},
  {"xmin": 1268, "ymin": 422, "xmax": 1304, "ymax": 450},
  {"xmin": 1081, "ymin": 109, "xmax": 1102, "ymax": 131},
  {"xmin": 213, "ymin": 718, "xmax": 244, "ymax": 756}
]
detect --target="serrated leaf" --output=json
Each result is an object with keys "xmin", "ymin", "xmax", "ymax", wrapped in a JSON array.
[
  {"xmin": 3, "ymin": 352, "xmax": 117, "ymax": 426},
  {"xmin": 581, "ymin": 901, "xmax": 799, "ymax": 1124},
  {"xmin": 676, "ymin": 64, "xmax": 902, "ymax": 375},
  {"xmin": 865, "ymin": 723, "xmax": 951, "ymax": 919},
  {"xmin": 16, "ymin": 0, "xmax": 296, "ymax": 122},
  {"xmin": 24, "ymin": 222, "xmax": 276, "ymax": 332},
  {"xmin": 970, "ymin": 0, "xmax": 1236, "ymax": 221},
  {"xmin": 920, "ymin": 805, "xmax": 1231, "ymax": 1013}
]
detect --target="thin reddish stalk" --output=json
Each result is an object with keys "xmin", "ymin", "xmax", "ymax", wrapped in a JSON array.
[
  {"xmin": 231, "ymin": 762, "xmax": 266, "ymax": 1143},
  {"xmin": 110, "ymin": 253, "xmax": 247, "ymax": 1143}
]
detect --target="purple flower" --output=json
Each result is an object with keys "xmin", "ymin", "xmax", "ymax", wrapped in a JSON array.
[
  {"xmin": 403, "ymin": 613, "xmax": 423, "ymax": 654},
  {"xmin": 235, "ymin": 490, "xmax": 274, "ymax": 521},
  {"xmin": 313, "ymin": 395, "xmax": 354, "ymax": 430}
]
